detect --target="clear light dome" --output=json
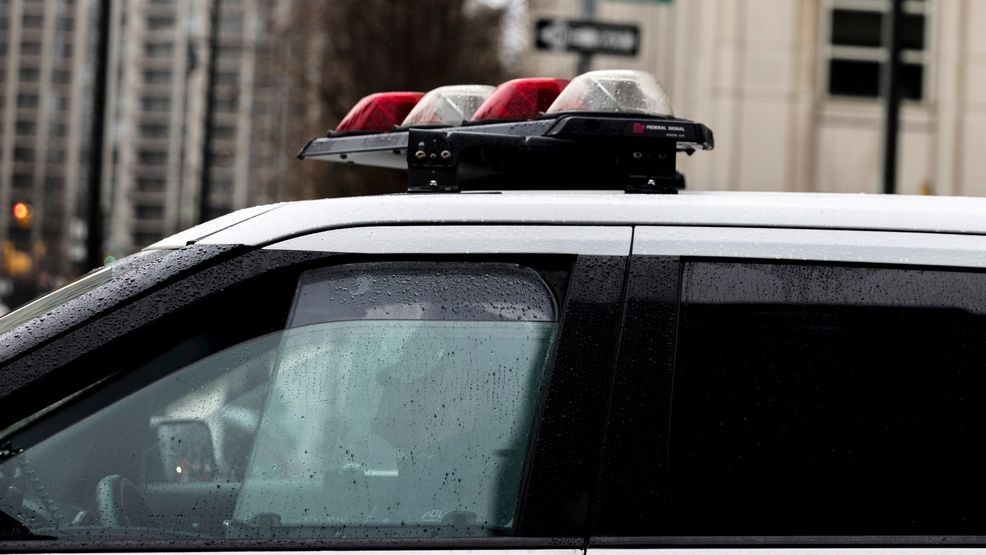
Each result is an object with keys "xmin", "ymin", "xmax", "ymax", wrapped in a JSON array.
[
  {"xmin": 401, "ymin": 85, "xmax": 495, "ymax": 126},
  {"xmin": 546, "ymin": 70, "xmax": 673, "ymax": 117}
]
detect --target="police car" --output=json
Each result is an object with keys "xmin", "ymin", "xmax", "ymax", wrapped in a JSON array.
[{"xmin": 3, "ymin": 70, "xmax": 986, "ymax": 552}]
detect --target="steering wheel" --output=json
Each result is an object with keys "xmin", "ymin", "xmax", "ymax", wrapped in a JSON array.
[{"xmin": 95, "ymin": 475, "xmax": 153, "ymax": 528}]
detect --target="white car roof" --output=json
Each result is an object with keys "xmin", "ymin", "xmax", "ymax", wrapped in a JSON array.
[{"xmin": 146, "ymin": 190, "xmax": 986, "ymax": 249}]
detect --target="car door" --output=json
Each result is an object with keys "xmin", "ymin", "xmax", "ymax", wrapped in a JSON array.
[
  {"xmin": 590, "ymin": 225, "xmax": 986, "ymax": 553},
  {"xmin": 0, "ymin": 224, "xmax": 630, "ymax": 555}
]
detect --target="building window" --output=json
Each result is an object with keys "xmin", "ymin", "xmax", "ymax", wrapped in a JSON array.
[
  {"xmin": 22, "ymin": 14, "xmax": 44, "ymax": 29},
  {"xmin": 13, "ymin": 148, "xmax": 34, "ymax": 162},
  {"xmin": 20, "ymin": 41, "xmax": 41, "ymax": 55},
  {"xmin": 144, "ymin": 41, "xmax": 174, "ymax": 58},
  {"xmin": 51, "ymin": 69, "xmax": 71, "ymax": 84},
  {"xmin": 823, "ymin": 0, "xmax": 929, "ymax": 101},
  {"xmin": 139, "ymin": 122, "xmax": 169, "ymax": 138},
  {"xmin": 137, "ymin": 149, "xmax": 168, "ymax": 166},
  {"xmin": 15, "ymin": 120, "xmax": 35, "ymax": 135},
  {"xmin": 212, "ymin": 125, "xmax": 236, "ymax": 140},
  {"xmin": 146, "ymin": 16, "xmax": 175, "ymax": 30},
  {"xmin": 136, "ymin": 177, "xmax": 166, "ymax": 192},
  {"xmin": 16, "ymin": 94, "xmax": 39, "ymax": 109},
  {"xmin": 13, "ymin": 174, "xmax": 32, "ymax": 189},
  {"xmin": 19, "ymin": 67, "xmax": 40, "ymax": 82},
  {"xmin": 141, "ymin": 96, "xmax": 171, "ymax": 112},
  {"xmin": 48, "ymin": 122, "xmax": 67, "ymax": 137},
  {"xmin": 135, "ymin": 204, "xmax": 165, "ymax": 220},
  {"xmin": 143, "ymin": 69, "xmax": 172, "ymax": 84}
]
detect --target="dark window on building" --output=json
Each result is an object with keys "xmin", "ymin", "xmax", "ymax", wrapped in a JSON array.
[
  {"xmin": 13, "ymin": 148, "xmax": 34, "ymax": 162},
  {"xmin": 48, "ymin": 122, "xmax": 67, "ymax": 137},
  {"xmin": 141, "ymin": 96, "xmax": 170, "ymax": 111},
  {"xmin": 20, "ymin": 41, "xmax": 41, "ymax": 55},
  {"xmin": 44, "ymin": 175, "xmax": 63, "ymax": 195},
  {"xmin": 143, "ymin": 69, "xmax": 172, "ymax": 84},
  {"xmin": 135, "ymin": 204, "xmax": 164, "ymax": 220},
  {"xmin": 215, "ymin": 71, "xmax": 238, "ymax": 86},
  {"xmin": 666, "ymin": 261, "xmax": 986, "ymax": 535},
  {"xmin": 144, "ymin": 41, "xmax": 174, "ymax": 57},
  {"xmin": 22, "ymin": 14, "xmax": 44, "ymax": 28},
  {"xmin": 136, "ymin": 177, "xmax": 166, "ymax": 192},
  {"xmin": 13, "ymin": 173, "xmax": 33, "ymax": 189},
  {"xmin": 140, "ymin": 122, "xmax": 169, "ymax": 138},
  {"xmin": 825, "ymin": 0, "xmax": 927, "ymax": 101},
  {"xmin": 212, "ymin": 125, "xmax": 235, "ymax": 140},
  {"xmin": 138, "ymin": 149, "xmax": 167, "ymax": 165},
  {"xmin": 18, "ymin": 67, "xmax": 40, "ymax": 82},
  {"xmin": 51, "ymin": 70, "xmax": 71, "ymax": 84},
  {"xmin": 16, "ymin": 94, "xmax": 39, "ymax": 108},
  {"xmin": 15, "ymin": 120, "xmax": 36, "ymax": 135},
  {"xmin": 146, "ymin": 16, "xmax": 175, "ymax": 30}
]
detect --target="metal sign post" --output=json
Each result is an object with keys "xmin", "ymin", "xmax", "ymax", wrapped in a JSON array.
[
  {"xmin": 881, "ymin": 0, "xmax": 904, "ymax": 195},
  {"xmin": 578, "ymin": 0, "xmax": 597, "ymax": 73}
]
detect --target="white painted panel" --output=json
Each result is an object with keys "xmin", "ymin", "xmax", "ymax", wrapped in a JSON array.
[
  {"xmin": 190, "ymin": 192, "xmax": 986, "ymax": 248},
  {"xmin": 265, "ymin": 225, "xmax": 632, "ymax": 256},
  {"xmin": 634, "ymin": 226, "xmax": 986, "ymax": 268}
]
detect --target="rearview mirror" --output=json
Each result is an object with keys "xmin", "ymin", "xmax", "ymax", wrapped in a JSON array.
[{"xmin": 151, "ymin": 419, "xmax": 217, "ymax": 483}]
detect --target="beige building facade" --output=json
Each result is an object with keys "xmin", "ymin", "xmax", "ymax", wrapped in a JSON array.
[{"xmin": 528, "ymin": 0, "xmax": 986, "ymax": 196}]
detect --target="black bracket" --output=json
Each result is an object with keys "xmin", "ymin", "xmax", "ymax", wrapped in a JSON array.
[{"xmin": 407, "ymin": 129, "xmax": 461, "ymax": 193}]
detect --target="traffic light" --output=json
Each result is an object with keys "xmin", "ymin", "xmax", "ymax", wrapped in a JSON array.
[
  {"xmin": 11, "ymin": 201, "xmax": 32, "ymax": 228},
  {"xmin": 6, "ymin": 202, "xmax": 33, "ymax": 276}
]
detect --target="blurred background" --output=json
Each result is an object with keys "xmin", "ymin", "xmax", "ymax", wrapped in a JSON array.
[{"xmin": 0, "ymin": 0, "xmax": 980, "ymax": 312}]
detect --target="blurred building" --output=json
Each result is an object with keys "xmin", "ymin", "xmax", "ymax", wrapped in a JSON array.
[
  {"xmin": 528, "ymin": 0, "xmax": 985, "ymax": 196},
  {"xmin": 102, "ymin": 0, "xmax": 282, "ymax": 256},
  {"xmin": 0, "ymin": 0, "xmax": 284, "ymax": 306},
  {"xmin": 0, "ymin": 0, "xmax": 96, "ymax": 304}
]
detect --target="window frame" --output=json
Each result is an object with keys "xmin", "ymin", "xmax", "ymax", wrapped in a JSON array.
[
  {"xmin": 0, "ymin": 237, "xmax": 630, "ymax": 551},
  {"xmin": 818, "ymin": 0, "xmax": 935, "ymax": 104}
]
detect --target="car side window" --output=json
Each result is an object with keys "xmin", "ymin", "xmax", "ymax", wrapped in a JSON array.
[
  {"xmin": 666, "ymin": 261, "xmax": 986, "ymax": 536},
  {"xmin": 0, "ymin": 261, "xmax": 559, "ymax": 542}
]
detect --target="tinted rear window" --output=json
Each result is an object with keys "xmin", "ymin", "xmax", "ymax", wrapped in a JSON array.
[{"xmin": 668, "ymin": 262, "xmax": 986, "ymax": 535}]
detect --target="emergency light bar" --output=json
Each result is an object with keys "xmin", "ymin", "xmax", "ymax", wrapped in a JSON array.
[{"xmin": 298, "ymin": 70, "xmax": 714, "ymax": 194}]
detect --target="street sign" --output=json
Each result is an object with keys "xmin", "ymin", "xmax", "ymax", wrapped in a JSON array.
[{"xmin": 535, "ymin": 19, "xmax": 640, "ymax": 57}]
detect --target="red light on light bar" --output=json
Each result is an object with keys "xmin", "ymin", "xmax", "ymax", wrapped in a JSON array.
[
  {"xmin": 471, "ymin": 78, "xmax": 569, "ymax": 121},
  {"xmin": 334, "ymin": 92, "xmax": 424, "ymax": 134}
]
